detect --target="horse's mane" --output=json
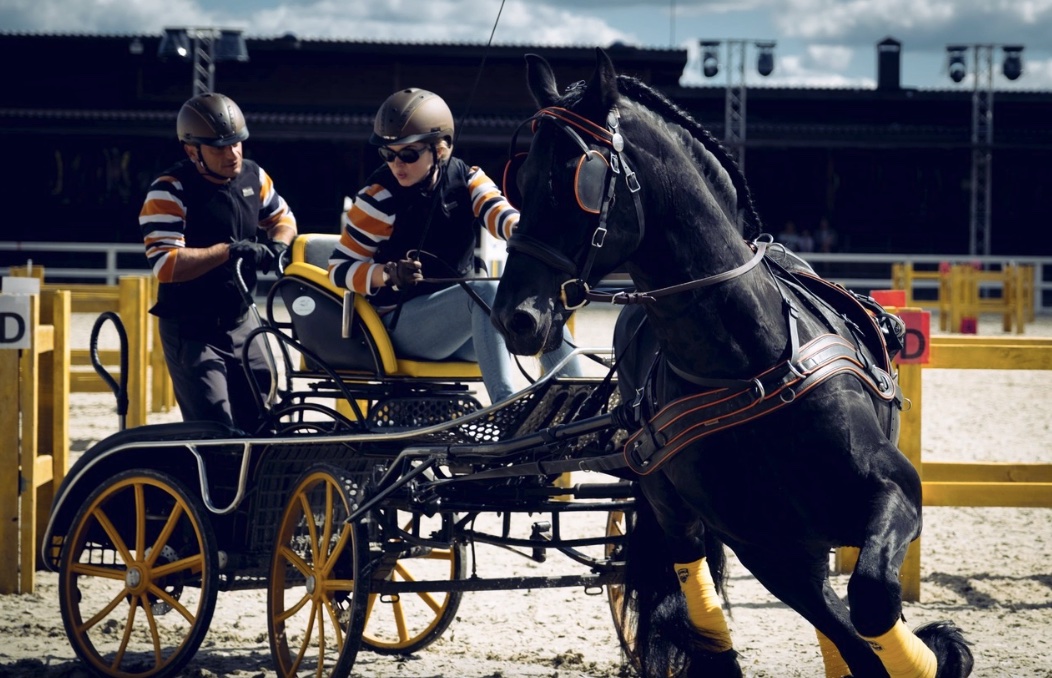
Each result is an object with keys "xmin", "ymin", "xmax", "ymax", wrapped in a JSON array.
[{"xmin": 560, "ymin": 76, "xmax": 764, "ymax": 239}]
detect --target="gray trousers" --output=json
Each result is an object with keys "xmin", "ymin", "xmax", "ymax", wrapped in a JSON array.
[{"xmin": 158, "ymin": 311, "xmax": 273, "ymax": 433}]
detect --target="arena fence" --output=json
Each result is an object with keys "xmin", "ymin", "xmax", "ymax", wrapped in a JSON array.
[
  {"xmin": 892, "ymin": 261, "xmax": 1035, "ymax": 334},
  {"xmin": 0, "ymin": 291, "xmax": 70, "ymax": 594},
  {"xmin": 836, "ymin": 328, "xmax": 1052, "ymax": 602}
]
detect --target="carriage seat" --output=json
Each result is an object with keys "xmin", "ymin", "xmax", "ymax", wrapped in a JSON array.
[{"xmin": 277, "ymin": 233, "xmax": 482, "ymax": 381}]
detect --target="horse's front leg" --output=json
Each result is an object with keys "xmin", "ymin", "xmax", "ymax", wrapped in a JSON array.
[
  {"xmin": 849, "ymin": 452, "xmax": 973, "ymax": 677},
  {"xmin": 635, "ymin": 473, "xmax": 741, "ymax": 677}
]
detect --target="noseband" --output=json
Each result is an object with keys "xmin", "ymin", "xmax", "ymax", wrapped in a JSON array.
[{"xmin": 505, "ymin": 106, "xmax": 645, "ymax": 310}]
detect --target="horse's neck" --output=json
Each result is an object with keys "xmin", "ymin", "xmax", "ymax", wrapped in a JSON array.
[{"xmin": 627, "ymin": 238, "xmax": 789, "ymax": 379}]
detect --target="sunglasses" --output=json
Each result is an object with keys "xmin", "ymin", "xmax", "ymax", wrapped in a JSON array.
[{"xmin": 378, "ymin": 146, "xmax": 428, "ymax": 164}]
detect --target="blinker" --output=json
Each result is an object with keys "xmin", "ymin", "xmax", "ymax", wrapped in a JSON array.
[{"xmin": 574, "ymin": 150, "xmax": 610, "ymax": 214}]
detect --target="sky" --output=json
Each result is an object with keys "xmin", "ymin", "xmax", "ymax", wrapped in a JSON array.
[{"xmin": 3, "ymin": 0, "xmax": 1052, "ymax": 91}]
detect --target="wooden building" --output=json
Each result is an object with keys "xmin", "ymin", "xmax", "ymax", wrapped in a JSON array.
[{"xmin": 2, "ymin": 32, "xmax": 1051, "ymax": 259}]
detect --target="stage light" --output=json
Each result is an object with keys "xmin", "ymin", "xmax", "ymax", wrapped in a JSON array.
[
  {"xmin": 946, "ymin": 45, "xmax": 967, "ymax": 83},
  {"xmin": 158, "ymin": 28, "xmax": 191, "ymax": 61},
  {"xmin": 700, "ymin": 41, "xmax": 720, "ymax": 78},
  {"xmin": 214, "ymin": 30, "xmax": 249, "ymax": 62},
  {"xmin": 1002, "ymin": 45, "xmax": 1024, "ymax": 81},
  {"xmin": 755, "ymin": 41, "xmax": 775, "ymax": 77}
]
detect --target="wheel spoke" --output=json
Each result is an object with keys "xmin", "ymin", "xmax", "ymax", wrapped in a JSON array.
[
  {"xmin": 298, "ymin": 493, "xmax": 321, "ymax": 563},
  {"xmin": 140, "ymin": 592, "xmax": 165, "ymax": 666},
  {"xmin": 134, "ymin": 483, "xmax": 146, "ymax": 558},
  {"xmin": 68, "ymin": 562, "xmax": 126, "ymax": 580},
  {"xmin": 145, "ymin": 502, "xmax": 186, "ymax": 568},
  {"xmin": 321, "ymin": 595, "xmax": 346, "ymax": 650},
  {"xmin": 109, "ymin": 594, "xmax": 140, "ymax": 672},
  {"xmin": 92, "ymin": 506, "xmax": 134, "ymax": 564},
  {"xmin": 151, "ymin": 553, "xmax": 203, "ymax": 579},
  {"xmin": 319, "ymin": 524, "xmax": 351, "ymax": 572},
  {"xmin": 292, "ymin": 599, "xmax": 319, "ymax": 674},
  {"xmin": 393, "ymin": 562, "xmax": 444, "ymax": 614},
  {"xmin": 278, "ymin": 544, "xmax": 314, "ymax": 579},
  {"xmin": 321, "ymin": 482, "xmax": 335, "ymax": 561},
  {"xmin": 146, "ymin": 582, "xmax": 197, "ymax": 625},
  {"xmin": 276, "ymin": 590, "xmax": 311, "ymax": 625},
  {"xmin": 77, "ymin": 584, "xmax": 132, "ymax": 633}
]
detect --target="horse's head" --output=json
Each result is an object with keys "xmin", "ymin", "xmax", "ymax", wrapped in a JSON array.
[{"xmin": 493, "ymin": 48, "xmax": 644, "ymax": 356}]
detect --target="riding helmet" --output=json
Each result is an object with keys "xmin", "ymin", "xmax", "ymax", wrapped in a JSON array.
[
  {"xmin": 177, "ymin": 92, "xmax": 250, "ymax": 147},
  {"xmin": 370, "ymin": 88, "xmax": 454, "ymax": 146}
]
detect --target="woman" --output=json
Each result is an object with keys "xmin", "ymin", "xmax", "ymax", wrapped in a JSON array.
[{"xmin": 329, "ymin": 88, "xmax": 582, "ymax": 403}]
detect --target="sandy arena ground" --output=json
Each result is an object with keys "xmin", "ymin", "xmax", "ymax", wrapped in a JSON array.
[{"xmin": 1, "ymin": 303, "xmax": 1050, "ymax": 677}]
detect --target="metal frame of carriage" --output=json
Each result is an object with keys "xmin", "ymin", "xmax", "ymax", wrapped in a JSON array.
[{"xmin": 39, "ymin": 234, "xmax": 637, "ymax": 678}]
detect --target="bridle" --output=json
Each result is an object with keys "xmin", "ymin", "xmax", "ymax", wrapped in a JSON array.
[
  {"xmin": 504, "ymin": 106, "xmax": 645, "ymax": 310},
  {"xmin": 504, "ymin": 105, "xmax": 770, "ymax": 310}
]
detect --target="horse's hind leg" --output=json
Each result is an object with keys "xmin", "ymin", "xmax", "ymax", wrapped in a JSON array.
[{"xmin": 849, "ymin": 479, "xmax": 973, "ymax": 677}]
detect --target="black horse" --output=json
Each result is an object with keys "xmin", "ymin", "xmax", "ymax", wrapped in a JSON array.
[{"xmin": 492, "ymin": 48, "xmax": 973, "ymax": 678}]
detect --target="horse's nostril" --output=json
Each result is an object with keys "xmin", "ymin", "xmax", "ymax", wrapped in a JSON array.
[{"xmin": 507, "ymin": 310, "xmax": 538, "ymax": 337}]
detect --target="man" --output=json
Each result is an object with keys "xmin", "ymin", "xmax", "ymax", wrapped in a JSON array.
[{"xmin": 139, "ymin": 92, "xmax": 297, "ymax": 432}]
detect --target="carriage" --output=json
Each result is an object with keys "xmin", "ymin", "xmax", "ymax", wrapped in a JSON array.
[
  {"xmin": 43, "ymin": 48, "xmax": 975, "ymax": 678},
  {"xmin": 40, "ymin": 233, "xmax": 637, "ymax": 678}
]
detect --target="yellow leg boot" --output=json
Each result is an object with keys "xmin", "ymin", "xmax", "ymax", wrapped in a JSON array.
[
  {"xmin": 860, "ymin": 618, "xmax": 937, "ymax": 678},
  {"xmin": 815, "ymin": 628, "xmax": 852, "ymax": 678},
  {"xmin": 674, "ymin": 558, "xmax": 733, "ymax": 652}
]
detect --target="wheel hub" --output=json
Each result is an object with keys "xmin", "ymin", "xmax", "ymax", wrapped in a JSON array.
[{"xmin": 125, "ymin": 566, "xmax": 142, "ymax": 589}]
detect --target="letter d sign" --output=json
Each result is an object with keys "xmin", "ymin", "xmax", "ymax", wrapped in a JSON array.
[{"xmin": 0, "ymin": 295, "xmax": 31, "ymax": 349}]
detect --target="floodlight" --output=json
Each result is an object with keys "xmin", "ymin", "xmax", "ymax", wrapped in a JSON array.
[
  {"xmin": 700, "ymin": 41, "xmax": 720, "ymax": 78},
  {"xmin": 158, "ymin": 28, "xmax": 191, "ymax": 61},
  {"xmin": 214, "ymin": 30, "xmax": 249, "ymax": 62},
  {"xmin": 1002, "ymin": 45, "xmax": 1024, "ymax": 81},
  {"xmin": 946, "ymin": 45, "xmax": 967, "ymax": 84},
  {"xmin": 756, "ymin": 41, "xmax": 775, "ymax": 77}
]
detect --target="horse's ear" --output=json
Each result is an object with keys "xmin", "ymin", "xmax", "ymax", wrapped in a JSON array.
[
  {"xmin": 581, "ymin": 47, "xmax": 620, "ymax": 116},
  {"xmin": 526, "ymin": 53, "xmax": 560, "ymax": 108}
]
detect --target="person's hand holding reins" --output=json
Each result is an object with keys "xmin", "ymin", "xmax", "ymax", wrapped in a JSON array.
[
  {"xmin": 383, "ymin": 258, "xmax": 423, "ymax": 291},
  {"xmin": 229, "ymin": 239, "xmax": 288, "ymax": 274}
]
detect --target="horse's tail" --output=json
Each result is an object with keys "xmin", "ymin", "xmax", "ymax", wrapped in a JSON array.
[{"xmin": 620, "ymin": 488, "xmax": 731, "ymax": 677}]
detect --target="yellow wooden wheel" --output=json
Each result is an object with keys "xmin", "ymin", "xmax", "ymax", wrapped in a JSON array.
[
  {"xmin": 268, "ymin": 464, "xmax": 368, "ymax": 678},
  {"xmin": 58, "ymin": 469, "xmax": 219, "ymax": 678},
  {"xmin": 606, "ymin": 506, "xmax": 635, "ymax": 656},
  {"xmin": 359, "ymin": 509, "xmax": 466, "ymax": 654}
]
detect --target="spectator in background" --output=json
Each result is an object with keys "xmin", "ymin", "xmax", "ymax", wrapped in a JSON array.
[
  {"xmin": 815, "ymin": 216, "xmax": 839, "ymax": 253},
  {"xmin": 797, "ymin": 228, "xmax": 815, "ymax": 253},
  {"xmin": 777, "ymin": 220, "xmax": 804, "ymax": 251},
  {"xmin": 140, "ymin": 92, "xmax": 297, "ymax": 433}
]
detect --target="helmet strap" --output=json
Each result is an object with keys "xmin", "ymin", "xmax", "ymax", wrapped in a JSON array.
[{"xmin": 193, "ymin": 144, "xmax": 233, "ymax": 184}]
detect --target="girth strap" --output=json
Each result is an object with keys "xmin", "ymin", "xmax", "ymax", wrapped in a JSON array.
[{"xmin": 622, "ymin": 333, "xmax": 900, "ymax": 475}]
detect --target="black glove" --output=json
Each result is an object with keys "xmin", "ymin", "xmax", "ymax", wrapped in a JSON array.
[
  {"xmin": 383, "ymin": 258, "xmax": 423, "ymax": 291},
  {"xmin": 266, "ymin": 240, "xmax": 290, "ymax": 275},
  {"xmin": 229, "ymin": 239, "xmax": 280, "ymax": 274}
]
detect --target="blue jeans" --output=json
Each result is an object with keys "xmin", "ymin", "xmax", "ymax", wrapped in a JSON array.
[{"xmin": 383, "ymin": 280, "xmax": 583, "ymax": 403}]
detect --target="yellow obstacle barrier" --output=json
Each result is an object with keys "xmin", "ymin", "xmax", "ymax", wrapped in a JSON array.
[
  {"xmin": 836, "ymin": 330, "xmax": 1052, "ymax": 602},
  {"xmin": 892, "ymin": 262, "xmax": 1034, "ymax": 334},
  {"xmin": 0, "ymin": 290, "xmax": 71, "ymax": 594},
  {"xmin": 9, "ymin": 265, "xmax": 173, "ymax": 422}
]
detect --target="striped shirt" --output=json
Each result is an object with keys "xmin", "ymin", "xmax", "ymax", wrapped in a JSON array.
[
  {"xmin": 139, "ymin": 158, "xmax": 296, "ymax": 319},
  {"xmin": 329, "ymin": 158, "xmax": 517, "ymax": 300}
]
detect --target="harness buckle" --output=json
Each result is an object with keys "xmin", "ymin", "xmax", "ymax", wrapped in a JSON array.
[
  {"xmin": 560, "ymin": 278, "xmax": 591, "ymax": 311},
  {"xmin": 592, "ymin": 225, "xmax": 608, "ymax": 248},
  {"xmin": 622, "ymin": 157, "xmax": 641, "ymax": 193}
]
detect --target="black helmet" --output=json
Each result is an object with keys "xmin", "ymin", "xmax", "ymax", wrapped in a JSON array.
[
  {"xmin": 370, "ymin": 88, "xmax": 454, "ymax": 147},
  {"xmin": 177, "ymin": 92, "xmax": 249, "ymax": 147}
]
